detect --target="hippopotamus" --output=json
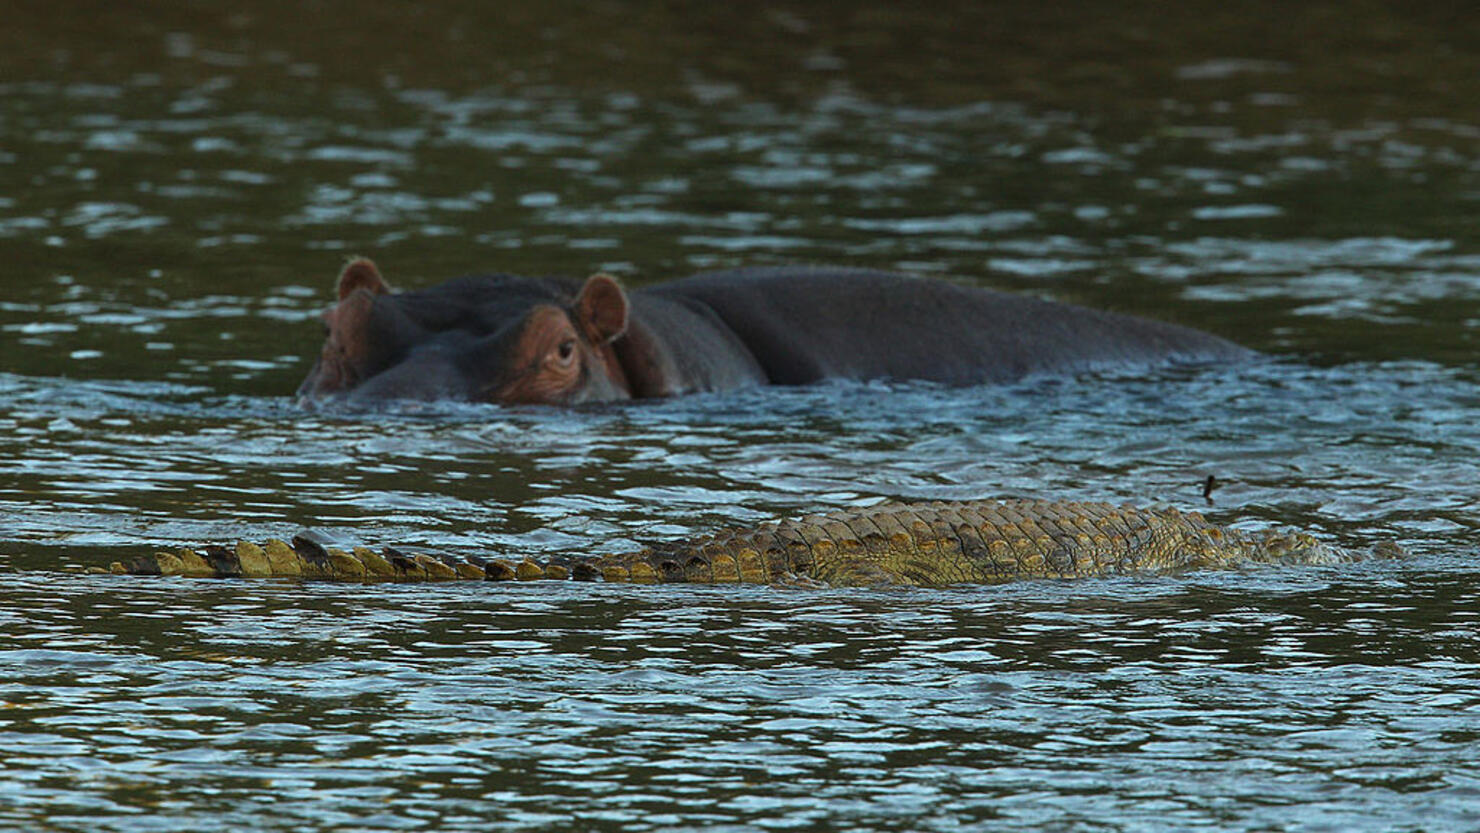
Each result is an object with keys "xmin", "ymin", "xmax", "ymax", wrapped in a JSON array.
[{"xmin": 296, "ymin": 259, "xmax": 1249, "ymax": 405}]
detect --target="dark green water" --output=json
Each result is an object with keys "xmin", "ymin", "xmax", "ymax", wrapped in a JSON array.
[{"xmin": 1, "ymin": 3, "xmax": 1478, "ymax": 830}]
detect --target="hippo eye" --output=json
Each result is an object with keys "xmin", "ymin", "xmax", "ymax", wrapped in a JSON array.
[{"xmin": 557, "ymin": 339, "xmax": 576, "ymax": 362}]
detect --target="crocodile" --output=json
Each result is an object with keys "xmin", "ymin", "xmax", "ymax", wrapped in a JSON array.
[{"xmin": 102, "ymin": 499, "xmax": 1402, "ymax": 587}]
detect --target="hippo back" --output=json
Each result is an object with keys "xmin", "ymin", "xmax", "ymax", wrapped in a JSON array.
[{"xmin": 645, "ymin": 266, "xmax": 1248, "ymax": 386}]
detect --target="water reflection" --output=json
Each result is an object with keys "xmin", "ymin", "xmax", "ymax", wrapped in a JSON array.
[{"xmin": 3, "ymin": 568, "xmax": 1480, "ymax": 831}]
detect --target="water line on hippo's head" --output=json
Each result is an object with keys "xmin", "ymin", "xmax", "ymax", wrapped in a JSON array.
[{"xmin": 339, "ymin": 334, "xmax": 489, "ymax": 404}]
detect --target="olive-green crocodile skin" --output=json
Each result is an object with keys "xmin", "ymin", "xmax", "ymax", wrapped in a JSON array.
[{"xmin": 104, "ymin": 499, "xmax": 1397, "ymax": 587}]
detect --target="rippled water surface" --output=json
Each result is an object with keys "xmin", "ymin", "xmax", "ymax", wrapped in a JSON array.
[{"xmin": 2, "ymin": 3, "xmax": 1479, "ymax": 830}]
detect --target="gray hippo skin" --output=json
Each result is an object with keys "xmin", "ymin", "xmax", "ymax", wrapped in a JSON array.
[{"xmin": 296, "ymin": 260, "xmax": 1249, "ymax": 405}]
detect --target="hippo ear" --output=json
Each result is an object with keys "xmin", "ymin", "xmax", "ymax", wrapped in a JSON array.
[
  {"xmin": 575, "ymin": 273, "xmax": 629, "ymax": 344},
  {"xmin": 337, "ymin": 258, "xmax": 392, "ymax": 301}
]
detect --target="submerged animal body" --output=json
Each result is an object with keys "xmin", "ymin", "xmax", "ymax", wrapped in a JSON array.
[
  {"xmin": 111, "ymin": 499, "xmax": 1399, "ymax": 587},
  {"xmin": 296, "ymin": 260, "xmax": 1249, "ymax": 405}
]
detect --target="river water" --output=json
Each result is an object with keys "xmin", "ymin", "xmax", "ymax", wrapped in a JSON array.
[{"xmin": 1, "ymin": 3, "xmax": 1478, "ymax": 831}]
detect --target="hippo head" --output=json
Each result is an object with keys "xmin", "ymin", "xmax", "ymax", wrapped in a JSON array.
[{"xmin": 295, "ymin": 259, "xmax": 634, "ymax": 406}]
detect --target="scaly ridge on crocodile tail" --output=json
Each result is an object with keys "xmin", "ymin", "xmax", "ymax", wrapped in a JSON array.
[
  {"xmin": 1115, "ymin": 507, "xmax": 1172, "ymax": 573},
  {"xmin": 1052, "ymin": 503, "xmax": 1119, "ymax": 575},
  {"xmin": 1009, "ymin": 500, "xmax": 1147, "ymax": 577},
  {"xmin": 590, "ymin": 547, "xmax": 663, "ymax": 583},
  {"xmin": 945, "ymin": 500, "xmax": 1013, "ymax": 581},
  {"xmin": 691, "ymin": 538, "xmax": 730, "ymax": 583},
  {"xmin": 453, "ymin": 553, "xmax": 493, "ymax": 580},
  {"xmin": 987, "ymin": 502, "xmax": 1052, "ymax": 579},
  {"xmin": 699, "ymin": 532, "xmax": 746, "ymax": 583},
  {"xmin": 233, "ymin": 541, "xmax": 272, "ymax": 578},
  {"xmin": 870, "ymin": 505, "xmax": 952, "ymax": 583},
  {"xmin": 861, "ymin": 506, "xmax": 921, "ymax": 558},
  {"xmin": 1113, "ymin": 504, "xmax": 1174, "ymax": 572},
  {"xmin": 1086, "ymin": 504, "xmax": 1145, "ymax": 573},
  {"xmin": 607, "ymin": 547, "xmax": 668, "ymax": 583},
  {"xmin": 988, "ymin": 501, "xmax": 1068, "ymax": 577},
  {"xmin": 1014, "ymin": 502, "xmax": 1071, "ymax": 576},
  {"xmin": 118, "ymin": 546, "xmax": 234, "ymax": 579},
  {"xmin": 729, "ymin": 524, "xmax": 776, "ymax": 582},
  {"xmin": 263, "ymin": 539, "xmax": 303, "ymax": 576},
  {"xmin": 1089, "ymin": 506, "xmax": 1154, "ymax": 577},
  {"xmin": 125, "ymin": 548, "xmax": 217, "ymax": 578},
  {"xmin": 947, "ymin": 503, "xmax": 1041, "ymax": 585},
  {"xmin": 1074, "ymin": 502, "xmax": 1134, "ymax": 574},
  {"xmin": 799, "ymin": 509, "xmax": 920, "ymax": 586},
  {"xmin": 932, "ymin": 502, "xmax": 1016, "ymax": 582},
  {"xmin": 814, "ymin": 514, "xmax": 910, "ymax": 585},
  {"xmin": 1098, "ymin": 503, "xmax": 1216, "ymax": 574},
  {"xmin": 997, "ymin": 502, "xmax": 1061, "ymax": 578},
  {"xmin": 1067, "ymin": 500, "xmax": 1152, "ymax": 576},
  {"xmin": 792, "ymin": 517, "xmax": 848, "ymax": 584},
  {"xmin": 351, "ymin": 546, "xmax": 399, "ymax": 579},
  {"xmin": 862, "ymin": 506, "xmax": 932, "ymax": 584},
  {"xmin": 854, "ymin": 507, "xmax": 944, "ymax": 585},
  {"xmin": 768, "ymin": 522, "xmax": 815, "ymax": 582},
  {"xmin": 863, "ymin": 507, "xmax": 941, "ymax": 584},
  {"xmin": 389, "ymin": 548, "xmax": 472, "ymax": 580},
  {"xmin": 1006, "ymin": 503, "xmax": 1089, "ymax": 579},
  {"xmin": 792, "ymin": 515, "xmax": 831, "ymax": 565},
  {"xmin": 1115, "ymin": 506, "xmax": 1179, "ymax": 573},
  {"xmin": 906, "ymin": 503, "xmax": 973, "ymax": 582},
  {"xmin": 666, "ymin": 526, "xmax": 757, "ymax": 585},
  {"xmin": 289, "ymin": 533, "xmax": 336, "ymax": 578},
  {"xmin": 896, "ymin": 506, "xmax": 948, "ymax": 573},
  {"xmin": 1085, "ymin": 503, "xmax": 1146, "ymax": 573},
  {"xmin": 900, "ymin": 502, "xmax": 962, "ymax": 582},
  {"xmin": 995, "ymin": 501, "xmax": 1078, "ymax": 578},
  {"xmin": 657, "ymin": 535, "xmax": 711, "ymax": 583},
  {"xmin": 724, "ymin": 526, "xmax": 783, "ymax": 584},
  {"xmin": 1035, "ymin": 502, "xmax": 1102, "ymax": 578},
  {"xmin": 931, "ymin": 503, "xmax": 998, "ymax": 583},
  {"xmin": 584, "ymin": 551, "xmax": 624, "ymax": 583},
  {"xmin": 202, "ymin": 543, "xmax": 245, "ymax": 577},
  {"xmin": 670, "ymin": 535, "xmax": 734, "ymax": 583},
  {"xmin": 802, "ymin": 510, "xmax": 907, "ymax": 586},
  {"xmin": 834, "ymin": 512, "xmax": 897, "ymax": 580}
]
